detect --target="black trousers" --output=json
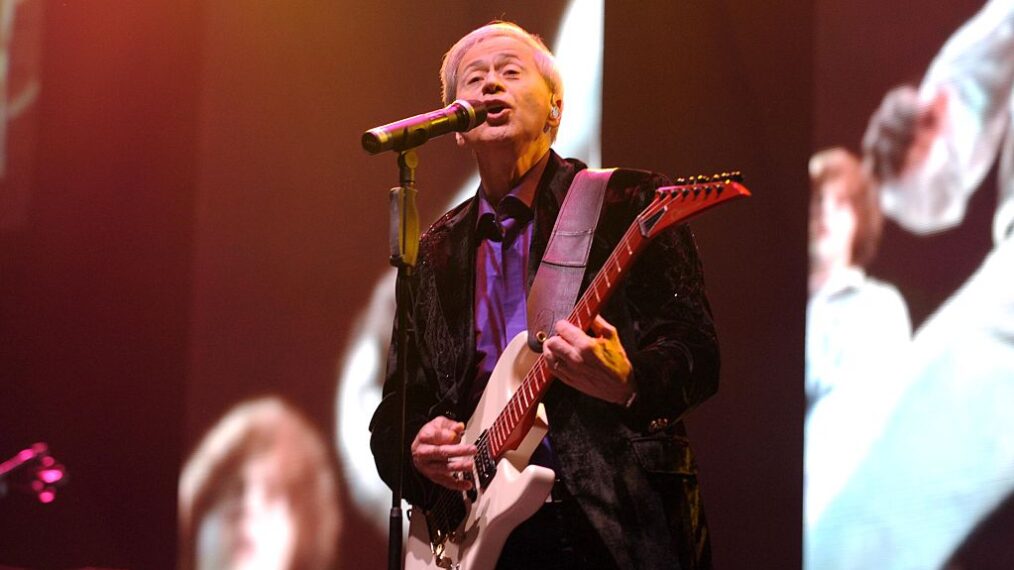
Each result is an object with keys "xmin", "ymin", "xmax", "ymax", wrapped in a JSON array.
[{"xmin": 496, "ymin": 479, "xmax": 617, "ymax": 570}]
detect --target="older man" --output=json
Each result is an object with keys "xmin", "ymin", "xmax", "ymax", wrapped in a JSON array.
[{"xmin": 370, "ymin": 22, "xmax": 719, "ymax": 569}]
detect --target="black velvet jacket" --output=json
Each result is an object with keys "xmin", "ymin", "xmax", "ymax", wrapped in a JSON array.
[{"xmin": 370, "ymin": 151, "xmax": 719, "ymax": 569}]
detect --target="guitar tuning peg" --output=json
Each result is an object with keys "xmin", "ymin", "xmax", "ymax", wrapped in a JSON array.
[{"xmin": 676, "ymin": 177, "xmax": 686, "ymax": 185}]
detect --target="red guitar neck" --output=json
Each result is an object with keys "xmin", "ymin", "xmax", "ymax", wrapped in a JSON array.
[{"xmin": 485, "ymin": 177, "xmax": 750, "ymax": 459}]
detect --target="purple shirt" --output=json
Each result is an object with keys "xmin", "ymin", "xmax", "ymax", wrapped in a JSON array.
[
  {"xmin": 469, "ymin": 155, "xmax": 546, "ymax": 409},
  {"xmin": 470, "ymin": 153, "xmax": 559, "ymax": 470},
  {"xmin": 469, "ymin": 190, "xmax": 535, "ymax": 408}
]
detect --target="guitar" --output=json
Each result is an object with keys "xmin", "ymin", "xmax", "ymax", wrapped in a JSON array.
[{"xmin": 405, "ymin": 173, "xmax": 750, "ymax": 570}]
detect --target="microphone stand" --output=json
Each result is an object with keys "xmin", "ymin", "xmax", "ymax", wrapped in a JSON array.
[{"xmin": 388, "ymin": 149, "xmax": 419, "ymax": 570}]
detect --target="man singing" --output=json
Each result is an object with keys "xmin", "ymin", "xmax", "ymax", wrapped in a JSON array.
[{"xmin": 370, "ymin": 21, "xmax": 719, "ymax": 569}]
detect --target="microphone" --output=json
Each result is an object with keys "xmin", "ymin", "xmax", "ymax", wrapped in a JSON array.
[{"xmin": 361, "ymin": 99, "xmax": 488, "ymax": 154}]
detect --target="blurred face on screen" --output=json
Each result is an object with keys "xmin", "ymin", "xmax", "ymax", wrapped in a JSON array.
[
  {"xmin": 196, "ymin": 454, "xmax": 296, "ymax": 570},
  {"xmin": 810, "ymin": 153, "xmax": 859, "ymax": 275},
  {"xmin": 455, "ymin": 35, "xmax": 559, "ymax": 153}
]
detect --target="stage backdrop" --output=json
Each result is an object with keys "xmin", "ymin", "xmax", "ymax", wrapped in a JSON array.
[
  {"xmin": 1, "ymin": 1, "xmax": 808, "ymax": 568},
  {"xmin": 806, "ymin": 1, "xmax": 1014, "ymax": 569}
]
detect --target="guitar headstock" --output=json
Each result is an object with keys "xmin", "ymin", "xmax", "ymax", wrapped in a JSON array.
[{"xmin": 637, "ymin": 172, "xmax": 751, "ymax": 239}]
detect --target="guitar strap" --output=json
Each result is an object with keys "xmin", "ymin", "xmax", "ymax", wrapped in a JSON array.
[{"xmin": 526, "ymin": 167, "xmax": 615, "ymax": 352}]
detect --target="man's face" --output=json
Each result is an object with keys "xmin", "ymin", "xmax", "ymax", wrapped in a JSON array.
[{"xmin": 454, "ymin": 35, "xmax": 558, "ymax": 150}]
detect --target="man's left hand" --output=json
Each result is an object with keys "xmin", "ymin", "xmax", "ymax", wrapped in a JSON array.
[{"xmin": 543, "ymin": 315, "xmax": 635, "ymax": 405}]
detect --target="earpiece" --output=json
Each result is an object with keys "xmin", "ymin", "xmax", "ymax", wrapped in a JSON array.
[{"xmin": 550, "ymin": 106, "xmax": 560, "ymax": 119}]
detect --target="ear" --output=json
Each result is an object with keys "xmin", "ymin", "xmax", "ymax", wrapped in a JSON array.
[
  {"xmin": 547, "ymin": 96, "xmax": 563, "ymax": 129},
  {"xmin": 455, "ymin": 132, "xmax": 466, "ymax": 147}
]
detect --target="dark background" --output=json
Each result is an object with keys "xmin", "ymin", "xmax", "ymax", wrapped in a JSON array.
[{"xmin": 0, "ymin": 1, "xmax": 812, "ymax": 568}]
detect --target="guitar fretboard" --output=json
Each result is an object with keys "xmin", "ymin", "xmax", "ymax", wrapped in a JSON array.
[
  {"xmin": 476, "ymin": 175, "xmax": 747, "ymax": 462},
  {"xmin": 483, "ymin": 222, "xmax": 646, "ymax": 459}
]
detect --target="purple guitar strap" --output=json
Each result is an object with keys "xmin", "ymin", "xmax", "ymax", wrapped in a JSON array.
[{"xmin": 526, "ymin": 168, "xmax": 615, "ymax": 352}]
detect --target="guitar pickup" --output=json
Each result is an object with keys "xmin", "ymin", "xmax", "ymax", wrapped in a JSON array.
[{"xmin": 474, "ymin": 431, "xmax": 497, "ymax": 489}]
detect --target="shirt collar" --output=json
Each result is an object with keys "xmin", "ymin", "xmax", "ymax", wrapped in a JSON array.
[
  {"xmin": 813, "ymin": 265, "xmax": 867, "ymax": 301},
  {"xmin": 475, "ymin": 150, "xmax": 550, "ymax": 226}
]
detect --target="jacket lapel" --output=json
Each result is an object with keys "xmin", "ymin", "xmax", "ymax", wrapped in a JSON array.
[
  {"xmin": 429, "ymin": 152, "xmax": 583, "ymax": 411},
  {"xmin": 431, "ymin": 194, "xmax": 480, "ymax": 401}
]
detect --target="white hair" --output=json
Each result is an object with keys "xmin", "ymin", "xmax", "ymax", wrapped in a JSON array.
[{"xmin": 440, "ymin": 21, "xmax": 564, "ymax": 140}]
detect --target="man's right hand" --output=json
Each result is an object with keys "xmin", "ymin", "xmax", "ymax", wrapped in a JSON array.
[
  {"xmin": 411, "ymin": 416, "xmax": 476, "ymax": 491},
  {"xmin": 863, "ymin": 84, "xmax": 948, "ymax": 182}
]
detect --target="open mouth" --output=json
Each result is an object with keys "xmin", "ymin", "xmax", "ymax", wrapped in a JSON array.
[{"xmin": 485, "ymin": 102, "xmax": 510, "ymax": 123}]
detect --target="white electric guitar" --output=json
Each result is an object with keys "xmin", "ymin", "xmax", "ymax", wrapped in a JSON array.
[{"xmin": 405, "ymin": 173, "xmax": 750, "ymax": 570}]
